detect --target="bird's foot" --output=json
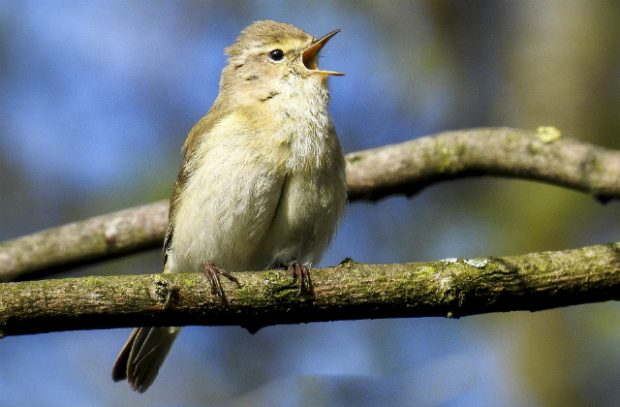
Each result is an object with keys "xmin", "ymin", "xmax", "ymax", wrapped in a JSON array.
[
  {"xmin": 288, "ymin": 260, "xmax": 314, "ymax": 296},
  {"xmin": 202, "ymin": 262, "xmax": 240, "ymax": 305}
]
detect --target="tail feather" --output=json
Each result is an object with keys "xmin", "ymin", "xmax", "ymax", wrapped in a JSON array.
[{"xmin": 112, "ymin": 326, "xmax": 181, "ymax": 393}]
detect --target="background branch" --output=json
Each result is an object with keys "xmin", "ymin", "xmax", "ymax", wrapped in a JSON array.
[
  {"xmin": 1, "ymin": 241, "xmax": 618, "ymax": 337},
  {"xmin": 347, "ymin": 127, "xmax": 620, "ymax": 201},
  {"xmin": 1, "ymin": 127, "xmax": 619, "ymax": 281}
]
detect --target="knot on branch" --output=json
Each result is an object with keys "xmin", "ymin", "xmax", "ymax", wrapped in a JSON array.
[{"xmin": 149, "ymin": 278, "xmax": 180, "ymax": 310}]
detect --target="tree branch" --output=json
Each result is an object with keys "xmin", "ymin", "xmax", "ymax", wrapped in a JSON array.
[
  {"xmin": 0, "ymin": 202, "xmax": 169, "ymax": 281},
  {"xmin": 346, "ymin": 127, "xmax": 620, "ymax": 201},
  {"xmin": 1, "ymin": 241, "xmax": 618, "ymax": 337},
  {"xmin": 1, "ymin": 127, "xmax": 619, "ymax": 281}
]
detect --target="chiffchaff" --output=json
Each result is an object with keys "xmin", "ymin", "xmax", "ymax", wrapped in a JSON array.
[{"xmin": 112, "ymin": 20, "xmax": 346, "ymax": 392}]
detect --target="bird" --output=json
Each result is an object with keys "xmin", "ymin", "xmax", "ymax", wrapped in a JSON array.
[{"xmin": 111, "ymin": 20, "xmax": 347, "ymax": 393}]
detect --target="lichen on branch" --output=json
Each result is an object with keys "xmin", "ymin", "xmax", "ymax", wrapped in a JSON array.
[{"xmin": 1, "ymin": 242, "xmax": 618, "ymax": 337}]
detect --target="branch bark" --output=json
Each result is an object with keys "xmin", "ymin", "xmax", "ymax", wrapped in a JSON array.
[
  {"xmin": 0, "ymin": 242, "xmax": 618, "ymax": 337},
  {"xmin": 0, "ymin": 203, "xmax": 169, "ymax": 281},
  {"xmin": 1, "ymin": 127, "xmax": 619, "ymax": 281}
]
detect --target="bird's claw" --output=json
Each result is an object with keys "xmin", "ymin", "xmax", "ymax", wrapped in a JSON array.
[
  {"xmin": 289, "ymin": 260, "xmax": 314, "ymax": 296},
  {"xmin": 202, "ymin": 262, "xmax": 240, "ymax": 305}
]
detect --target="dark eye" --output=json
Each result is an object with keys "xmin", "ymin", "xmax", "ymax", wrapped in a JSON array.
[{"xmin": 268, "ymin": 49, "xmax": 284, "ymax": 61}]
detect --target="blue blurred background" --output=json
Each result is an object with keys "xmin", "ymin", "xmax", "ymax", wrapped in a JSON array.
[{"xmin": 1, "ymin": 1, "xmax": 620, "ymax": 406}]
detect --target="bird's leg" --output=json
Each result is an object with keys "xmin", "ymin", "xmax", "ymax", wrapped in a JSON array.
[
  {"xmin": 202, "ymin": 261, "xmax": 240, "ymax": 305},
  {"xmin": 288, "ymin": 260, "xmax": 314, "ymax": 296}
]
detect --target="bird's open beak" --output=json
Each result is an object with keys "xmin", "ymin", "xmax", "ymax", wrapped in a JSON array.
[{"xmin": 302, "ymin": 29, "xmax": 344, "ymax": 77}]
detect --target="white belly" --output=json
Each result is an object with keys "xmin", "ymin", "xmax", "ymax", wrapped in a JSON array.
[{"xmin": 167, "ymin": 114, "xmax": 346, "ymax": 274}]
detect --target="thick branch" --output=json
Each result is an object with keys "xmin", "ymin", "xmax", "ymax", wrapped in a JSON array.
[
  {"xmin": 0, "ymin": 242, "xmax": 618, "ymax": 337},
  {"xmin": 1, "ymin": 127, "xmax": 619, "ymax": 281}
]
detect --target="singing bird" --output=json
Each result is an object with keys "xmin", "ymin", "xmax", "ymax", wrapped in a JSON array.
[{"xmin": 112, "ymin": 20, "xmax": 347, "ymax": 392}]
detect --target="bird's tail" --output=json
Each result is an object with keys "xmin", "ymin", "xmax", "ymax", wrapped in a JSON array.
[{"xmin": 112, "ymin": 326, "xmax": 181, "ymax": 393}]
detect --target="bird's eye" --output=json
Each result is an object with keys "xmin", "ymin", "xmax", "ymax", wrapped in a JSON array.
[{"xmin": 268, "ymin": 49, "xmax": 285, "ymax": 62}]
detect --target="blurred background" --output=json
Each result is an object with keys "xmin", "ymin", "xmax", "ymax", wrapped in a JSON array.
[{"xmin": 1, "ymin": 1, "xmax": 620, "ymax": 406}]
